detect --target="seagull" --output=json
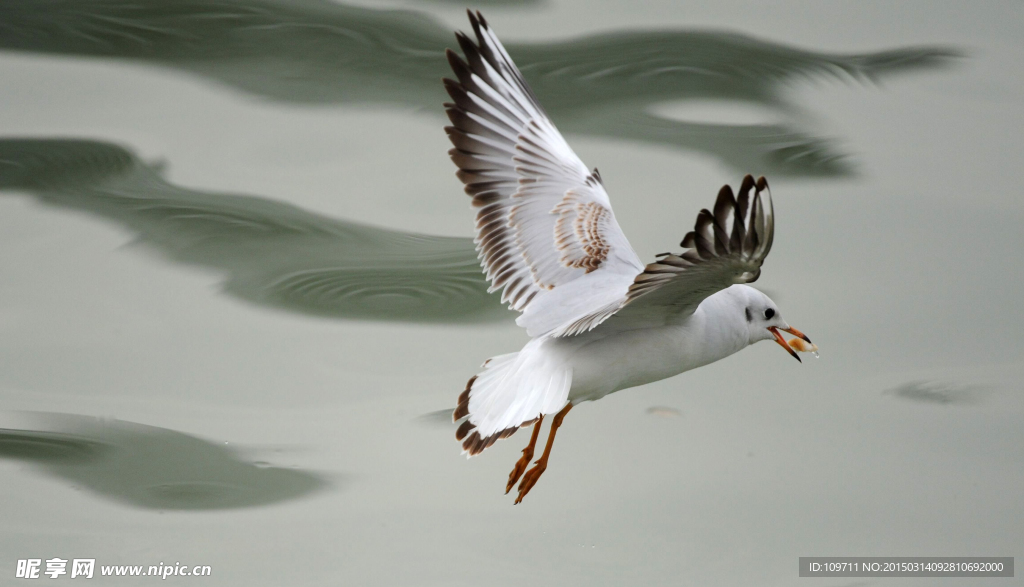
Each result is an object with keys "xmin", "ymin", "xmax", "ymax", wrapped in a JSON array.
[{"xmin": 443, "ymin": 11, "xmax": 816, "ymax": 504}]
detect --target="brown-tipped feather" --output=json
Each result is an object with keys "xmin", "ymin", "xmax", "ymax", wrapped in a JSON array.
[
  {"xmin": 692, "ymin": 210, "xmax": 716, "ymax": 259},
  {"xmin": 731, "ymin": 179, "xmax": 750, "ymax": 251},
  {"xmin": 573, "ymin": 174, "xmax": 777, "ymax": 328},
  {"xmin": 453, "ymin": 354, "xmax": 546, "ymax": 455},
  {"xmin": 452, "ymin": 375, "xmax": 476, "ymax": 422},
  {"xmin": 460, "ymin": 425, "xmax": 520, "ymax": 456},
  {"xmin": 475, "ymin": 206, "xmax": 506, "ymax": 225},
  {"xmin": 445, "ymin": 10, "xmax": 644, "ymax": 324},
  {"xmin": 743, "ymin": 194, "xmax": 761, "ymax": 254},
  {"xmin": 445, "ymin": 47, "xmax": 472, "ymax": 83},
  {"xmin": 521, "ymin": 291, "xmax": 538, "ymax": 307},
  {"xmin": 680, "ymin": 232, "xmax": 695, "ymax": 249},
  {"xmin": 713, "ymin": 185, "xmax": 736, "ymax": 253},
  {"xmin": 454, "ymin": 34, "xmax": 480, "ymax": 73},
  {"xmin": 464, "ymin": 180, "xmax": 506, "ymax": 199},
  {"xmin": 739, "ymin": 174, "xmax": 755, "ymax": 194},
  {"xmin": 456, "ymin": 420, "xmax": 474, "ymax": 441}
]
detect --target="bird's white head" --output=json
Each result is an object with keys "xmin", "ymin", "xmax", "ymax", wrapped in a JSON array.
[{"xmin": 732, "ymin": 285, "xmax": 815, "ymax": 362}]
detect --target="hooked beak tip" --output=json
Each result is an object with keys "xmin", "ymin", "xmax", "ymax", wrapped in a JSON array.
[{"xmin": 782, "ymin": 325, "xmax": 811, "ymax": 344}]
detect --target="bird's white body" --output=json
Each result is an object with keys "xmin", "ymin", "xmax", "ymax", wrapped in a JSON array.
[
  {"xmin": 536, "ymin": 285, "xmax": 753, "ymax": 404},
  {"xmin": 458, "ymin": 285, "xmax": 789, "ymax": 447}
]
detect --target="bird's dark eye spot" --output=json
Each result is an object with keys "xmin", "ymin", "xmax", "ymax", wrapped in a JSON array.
[
  {"xmin": 764, "ymin": 308, "xmax": 775, "ymax": 319},
  {"xmin": 745, "ymin": 307, "xmax": 752, "ymax": 322}
]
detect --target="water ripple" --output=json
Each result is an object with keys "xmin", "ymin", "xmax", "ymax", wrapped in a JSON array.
[
  {"xmin": 884, "ymin": 381, "xmax": 988, "ymax": 406},
  {"xmin": 0, "ymin": 138, "xmax": 507, "ymax": 324},
  {"xmin": 0, "ymin": 411, "xmax": 329, "ymax": 510},
  {"xmin": 0, "ymin": 0, "xmax": 960, "ymax": 177}
]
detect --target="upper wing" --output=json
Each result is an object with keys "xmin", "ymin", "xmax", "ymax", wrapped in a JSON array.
[
  {"xmin": 443, "ymin": 11, "xmax": 644, "ymax": 336},
  {"xmin": 569, "ymin": 175, "xmax": 775, "ymax": 334}
]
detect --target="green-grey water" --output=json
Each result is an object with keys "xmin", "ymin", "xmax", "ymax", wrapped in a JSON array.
[
  {"xmin": 1, "ymin": 1, "xmax": 1021, "ymax": 585},
  {"xmin": 0, "ymin": 138, "xmax": 503, "ymax": 323}
]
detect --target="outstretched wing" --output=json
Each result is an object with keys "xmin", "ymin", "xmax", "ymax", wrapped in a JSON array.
[
  {"xmin": 567, "ymin": 175, "xmax": 775, "ymax": 334},
  {"xmin": 443, "ymin": 11, "xmax": 644, "ymax": 337}
]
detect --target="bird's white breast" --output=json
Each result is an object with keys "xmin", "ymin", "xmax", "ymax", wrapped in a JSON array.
[{"xmin": 541, "ymin": 291, "xmax": 751, "ymax": 403}]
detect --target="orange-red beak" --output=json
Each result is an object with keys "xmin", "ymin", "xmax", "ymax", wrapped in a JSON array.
[{"xmin": 768, "ymin": 326, "xmax": 812, "ymax": 362}]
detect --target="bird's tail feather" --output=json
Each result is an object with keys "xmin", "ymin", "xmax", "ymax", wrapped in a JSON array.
[{"xmin": 453, "ymin": 344, "xmax": 571, "ymax": 456}]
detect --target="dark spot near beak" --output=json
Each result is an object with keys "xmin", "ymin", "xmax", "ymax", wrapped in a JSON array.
[{"xmin": 744, "ymin": 307, "xmax": 752, "ymax": 322}]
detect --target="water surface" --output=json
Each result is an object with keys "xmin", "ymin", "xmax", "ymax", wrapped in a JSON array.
[{"xmin": 1, "ymin": 1, "xmax": 1021, "ymax": 586}]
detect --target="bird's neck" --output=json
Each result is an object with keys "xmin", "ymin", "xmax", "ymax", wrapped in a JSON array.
[{"xmin": 685, "ymin": 291, "xmax": 750, "ymax": 367}]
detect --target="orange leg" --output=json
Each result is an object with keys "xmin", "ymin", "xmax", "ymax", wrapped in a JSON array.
[
  {"xmin": 515, "ymin": 402, "xmax": 573, "ymax": 504},
  {"xmin": 505, "ymin": 415, "xmax": 544, "ymax": 494}
]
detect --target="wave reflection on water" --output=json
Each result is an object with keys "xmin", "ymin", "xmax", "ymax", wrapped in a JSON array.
[
  {"xmin": 884, "ymin": 381, "xmax": 988, "ymax": 406},
  {"xmin": 0, "ymin": 0, "xmax": 959, "ymax": 177},
  {"xmin": 0, "ymin": 138, "xmax": 507, "ymax": 324},
  {"xmin": 0, "ymin": 411, "xmax": 328, "ymax": 510}
]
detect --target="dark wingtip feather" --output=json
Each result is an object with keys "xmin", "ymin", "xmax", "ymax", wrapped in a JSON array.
[
  {"xmin": 455, "ymin": 31, "xmax": 479, "ymax": 63},
  {"xmin": 460, "ymin": 425, "xmax": 519, "ymax": 456},
  {"xmin": 743, "ymin": 193, "xmax": 761, "ymax": 254},
  {"xmin": 711, "ymin": 188, "xmax": 735, "ymax": 254},
  {"xmin": 447, "ymin": 46, "xmax": 475, "ymax": 84},
  {"xmin": 442, "ymin": 77, "xmax": 464, "ymax": 100},
  {"xmin": 693, "ymin": 209, "xmax": 716, "ymax": 259},
  {"xmin": 456, "ymin": 420, "xmax": 474, "ymax": 441},
  {"xmin": 453, "ymin": 375, "xmax": 476, "ymax": 422},
  {"xmin": 739, "ymin": 174, "xmax": 755, "ymax": 196},
  {"xmin": 622, "ymin": 174, "xmax": 780, "ymax": 323},
  {"xmin": 468, "ymin": 10, "xmax": 485, "ymax": 39},
  {"xmin": 675, "ymin": 176, "xmax": 773, "ymax": 262},
  {"xmin": 451, "ymin": 364, "xmax": 524, "ymax": 455},
  {"xmin": 716, "ymin": 184, "xmax": 735, "ymax": 203}
]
